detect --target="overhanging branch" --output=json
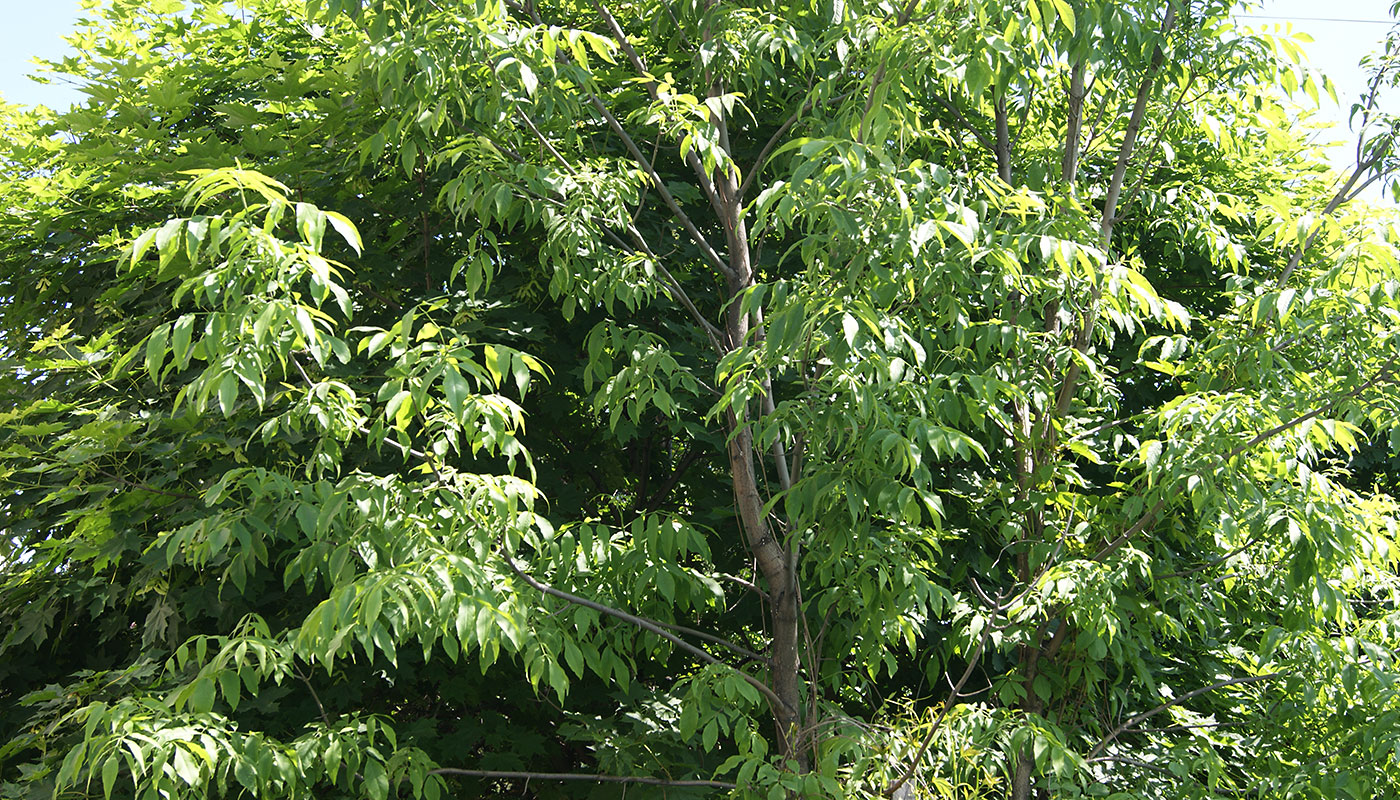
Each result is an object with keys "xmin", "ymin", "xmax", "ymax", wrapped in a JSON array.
[
  {"xmin": 1094, "ymin": 354, "xmax": 1398, "ymax": 562},
  {"xmin": 500, "ymin": 549, "xmax": 793, "ymax": 712},
  {"xmin": 1086, "ymin": 671, "xmax": 1288, "ymax": 760},
  {"xmin": 430, "ymin": 768, "xmax": 736, "ymax": 790}
]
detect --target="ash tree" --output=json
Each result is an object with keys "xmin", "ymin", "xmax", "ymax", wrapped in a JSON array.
[{"xmin": 5, "ymin": 1, "xmax": 1400, "ymax": 799}]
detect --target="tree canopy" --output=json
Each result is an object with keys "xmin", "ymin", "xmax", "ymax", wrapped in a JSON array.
[{"xmin": 5, "ymin": 1, "xmax": 1400, "ymax": 798}]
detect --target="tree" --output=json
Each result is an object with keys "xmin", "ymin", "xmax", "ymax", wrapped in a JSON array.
[{"xmin": 5, "ymin": 0, "xmax": 1400, "ymax": 798}]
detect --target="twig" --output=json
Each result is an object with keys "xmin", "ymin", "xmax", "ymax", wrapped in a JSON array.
[
  {"xmin": 737, "ymin": 83, "xmax": 855, "ymax": 199},
  {"xmin": 717, "ymin": 571, "xmax": 769, "ymax": 599},
  {"xmin": 1099, "ymin": 4, "xmax": 1176, "ymax": 247},
  {"xmin": 1155, "ymin": 530, "xmax": 1268, "ymax": 580},
  {"xmin": 932, "ymin": 95, "xmax": 996, "ymax": 152},
  {"xmin": 591, "ymin": 1, "xmax": 725, "ymax": 215},
  {"xmin": 295, "ymin": 667, "xmax": 333, "ymax": 726},
  {"xmin": 1084, "ymin": 755, "xmax": 1173, "ymax": 775},
  {"xmin": 97, "ymin": 470, "xmax": 200, "ymax": 501},
  {"xmin": 1096, "ymin": 353, "xmax": 1397, "ymax": 561},
  {"xmin": 511, "ymin": 109, "xmax": 725, "ymax": 350},
  {"xmin": 1224, "ymin": 354, "xmax": 1397, "ymax": 461}
]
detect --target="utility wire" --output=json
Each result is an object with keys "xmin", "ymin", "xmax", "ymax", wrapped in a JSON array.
[{"xmin": 1236, "ymin": 14, "xmax": 1394, "ymax": 25}]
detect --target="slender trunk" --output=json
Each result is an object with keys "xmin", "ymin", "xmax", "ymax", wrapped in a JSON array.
[
  {"xmin": 1100, "ymin": 6, "xmax": 1176, "ymax": 247},
  {"xmin": 719, "ymin": 163, "xmax": 805, "ymax": 766},
  {"xmin": 1062, "ymin": 61, "xmax": 1086, "ymax": 184},
  {"xmin": 1055, "ymin": 5, "xmax": 1177, "ymax": 432},
  {"xmin": 1011, "ymin": 749, "xmax": 1035, "ymax": 800},
  {"xmin": 724, "ymin": 414, "xmax": 802, "ymax": 759},
  {"xmin": 995, "ymin": 96, "xmax": 1012, "ymax": 182}
]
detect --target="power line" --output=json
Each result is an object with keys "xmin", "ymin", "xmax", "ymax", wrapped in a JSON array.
[{"xmin": 1236, "ymin": 14, "xmax": 1394, "ymax": 25}]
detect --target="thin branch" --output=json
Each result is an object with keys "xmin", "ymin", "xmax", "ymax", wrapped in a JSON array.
[
  {"xmin": 1083, "ymin": 755, "xmax": 1174, "ymax": 775},
  {"xmin": 630, "ymin": 445, "xmax": 705, "ymax": 512},
  {"xmin": 501, "ymin": 549, "xmax": 792, "ymax": 712},
  {"xmin": 499, "ymin": 114, "xmax": 725, "ymax": 350},
  {"xmin": 1010, "ymin": 84, "xmax": 1036, "ymax": 156},
  {"xmin": 994, "ymin": 96, "xmax": 1011, "ymax": 182},
  {"xmin": 1094, "ymin": 287, "xmax": 1399, "ymax": 564},
  {"xmin": 1276, "ymin": 152, "xmax": 1383, "ymax": 286},
  {"xmin": 1155, "ymin": 530, "xmax": 1268, "ymax": 580},
  {"xmin": 1225, "ymin": 354, "xmax": 1397, "ymax": 462},
  {"xmin": 1092, "ymin": 497, "xmax": 1167, "ymax": 562},
  {"xmin": 857, "ymin": 0, "xmax": 922, "ymax": 145},
  {"xmin": 932, "ymin": 95, "xmax": 996, "ymax": 152},
  {"xmin": 295, "ymin": 667, "xmax": 333, "ymax": 726},
  {"xmin": 429, "ymin": 769, "xmax": 736, "ymax": 790},
  {"xmin": 739, "ymin": 87, "xmax": 857, "ymax": 200},
  {"xmin": 591, "ymin": 1, "xmax": 724, "ymax": 214},
  {"xmin": 587, "ymin": 94, "xmax": 734, "ymax": 281},
  {"xmin": 857, "ymin": 59, "xmax": 890, "ymax": 146},
  {"xmin": 1079, "ymin": 74, "xmax": 1113, "ymax": 156},
  {"xmin": 1107, "ymin": 68, "xmax": 1201, "ymax": 227},
  {"xmin": 514, "ymin": 110, "xmax": 576, "ymax": 175},
  {"xmin": 292, "ymin": 352, "xmax": 444, "ymax": 479},
  {"xmin": 1087, "ymin": 671, "xmax": 1287, "ymax": 759},
  {"xmin": 1062, "ymin": 60, "xmax": 1086, "ymax": 184},
  {"xmin": 97, "ymin": 470, "xmax": 200, "ymax": 501},
  {"xmin": 650, "ymin": 618, "xmax": 769, "ymax": 663},
  {"xmin": 1100, "ymin": 5, "xmax": 1176, "ymax": 245},
  {"xmin": 717, "ymin": 571, "xmax": 769, "ymax": 599},
  {"xmin": 754, "ymin": 306, "xmax": 793, "ymax": 493},
  {"xmin": 883, "ymin": 620, "xmax": 994, "ymax": 797},
  {"xmin": 599, "ymin": 218, "xmax": 726, "ymax": 353}
]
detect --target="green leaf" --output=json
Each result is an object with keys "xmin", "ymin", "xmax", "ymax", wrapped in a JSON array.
[
  {"xmin": 218, "ymin": 371, "xmax": 239, "ymax": 416},
  {"xmin": 145, "ymin": 323, "xmax": 171, "ymax": 382},
  {"xmin": 101, "ymin": 755, "xmax": 119, "ymax": 800},
  {"xmin": 364, "ymin": 759, "xmax": 389, "ymax": 800},
  {"xmin": 189, "ymin": 676, "xmax": 216, "ymax": 713},
  {"xmin": 171, "ymin": 314, "xmax": 196, "ymax": 369},
  {"xmin": 325, "ymin": 211, "xmax": 363, "ymax": 255}
]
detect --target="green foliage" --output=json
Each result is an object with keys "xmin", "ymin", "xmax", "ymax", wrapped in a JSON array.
[{"xmin": 6, "ymin": 0, "xmax": 1400, "ymax": 798}]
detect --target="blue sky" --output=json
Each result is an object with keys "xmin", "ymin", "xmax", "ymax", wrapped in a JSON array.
[
  {"xmin": 0, "ymin": 1, "xmax": 1395, "ymax": 170},
  {"xmin": 0, "ymin": 0, "xmax": 85, "ymax": 109}
]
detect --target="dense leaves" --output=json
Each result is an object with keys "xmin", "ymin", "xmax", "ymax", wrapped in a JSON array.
[{"xmin": 5, "ymin": 0, "xmax": 1400, "ymax": 798}]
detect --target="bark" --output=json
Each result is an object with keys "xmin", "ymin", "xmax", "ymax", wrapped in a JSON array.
[
  {"xmin": 717, "ymin": 149, "xmax": 805, "ymax": 764},
  {"xmin": 1062, "ymin": 61, "xmax": 1086, "ymax": 184},
  {"xmin": 995, "ymin": 96, "xmax": 1012, "ymax": 182}
]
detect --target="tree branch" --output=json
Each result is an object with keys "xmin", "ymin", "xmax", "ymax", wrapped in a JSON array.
[
  {"xmin": 429, "ymin": 768, "xmax": 736, "ymax": 790},
  {"xmin": 1062, "ymin": 60, "xmax": 1086, "ymax": 184},
  {"xmin": 932, "ymin": 95, "xmax": 996, "ymax": 153},
  {"xmin": 1087, "ymin": 671, "xmax": 1287, "ymax": 760},
  {"xmin": 994, "ymin": 96, "xmax": 1011, "ymax": 182},
  {"xmin": 738, "ymin": 86, "xmax": 858, "ymax": 200},
  {"xmin": 650, "ymin": 618, "xmax": 769, "ymax": 663},
  {"xmin": 96, "ymin": 470, "xmax": 200, "ymax": 501},
  {"xmin": 591, "ymin": 1, "xmax": 725, "ymax": 215},
  {"xmin": 883, "ymin": 619, "xmax": 994, "ymax": 797},
  {"xmin": 501, "ymin": 113, "xmax": 726, "ymax": 351},
  {"xmin": 587, "ymin": 94, "xmax": 735, "ymax": 281},
  {"xmin": 500, "ymin": 549, "xmax": 793, "ymax": 712},
  {"xmin": 1276, "ymin": 151, "xmax": 1384, "ymax": 286},
  {"xmin": 1096, "ymin": 353, "xmax": 1397, "ymax": 561},
  {"xmin": 1224, "ymin": 354, "xmax": 1397, "ymax": 462},
  {"xmin": 1099, "ymin": 5, "xmax": 1176, "ymax": 247}
]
